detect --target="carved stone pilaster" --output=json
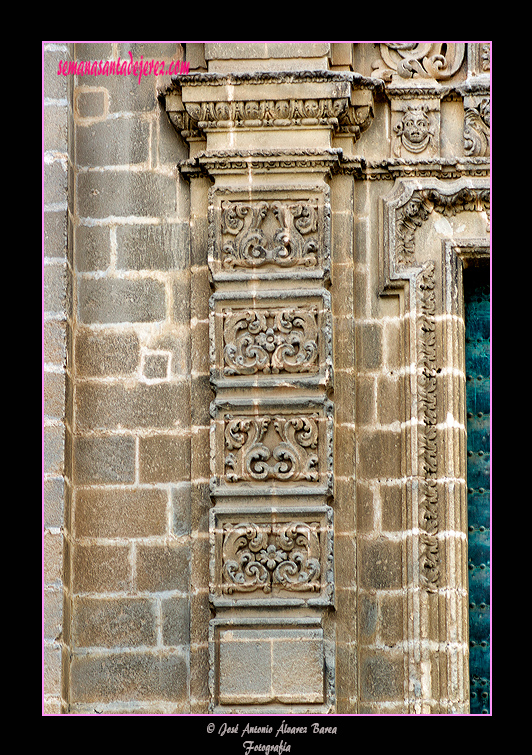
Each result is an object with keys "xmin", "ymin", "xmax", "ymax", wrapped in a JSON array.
[{"xmin": 161, "ymin": 68, "xmax": 380, "ymax": 714}]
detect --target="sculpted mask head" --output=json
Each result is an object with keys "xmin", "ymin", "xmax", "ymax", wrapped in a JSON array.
[{"xmin": 394, "ymin": 105, "xmax": 433, "ymax": 153}]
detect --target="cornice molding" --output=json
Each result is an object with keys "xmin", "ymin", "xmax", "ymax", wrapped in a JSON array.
[
  {"xmin": 162, "ymin": 70, "xmax": 381, "ymax": 144},
  {"xmin": 166, "ymin": 69, "xmax": 384, "ymax": 89},
  {"xmin": 179, "ymin": 148, "xmax": 343, "ymax": 178},
  {"xmin": 338, "ymin": 155, "xmax": 490, "ymax": 180}
]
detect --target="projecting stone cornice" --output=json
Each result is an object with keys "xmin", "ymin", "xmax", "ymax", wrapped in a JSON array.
[
  {"xmin": 167, "ymin": 69, "xmax": 383, "ymax": 89},
  {"xmin": 178, "ymin": 148, "xmax": 344, "ymax": 178},
  {"xmin": 162, "ymin": 70, "xmax": 383, "ymax": 144}
]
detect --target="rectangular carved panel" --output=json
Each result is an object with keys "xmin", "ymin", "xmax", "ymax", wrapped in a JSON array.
[
  {"xmin": 210, "ymin": 505, "xmax": 334, "ymax": 605},
  {"xmin": 210, "ymin": 398, "xmax": 333, "ymax": 496},
  {"xmin": 210, "ymin": 289, "xmax": 332, "ymax": 389},
  {"xmin": 208, "ymin": 186, "xmax": 331, "ymax": 282}
]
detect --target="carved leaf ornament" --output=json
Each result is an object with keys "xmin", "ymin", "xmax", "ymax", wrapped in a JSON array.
[
  {"xmin": 223, "ymin": 306, "xmax": 319, "ymax": 376},
  {"xmin": 221, "ymin": 200, "xmax": 319, "ymax": 269},
  {"xmin": 221, "ymin": 521, "xmax": 321, "ymax": 593},
  {"xmin": 373, "ymin": 43, "xmax": 465, "ymax": 80},
  {"xmin": 224, "ymin": 415, "xmax": 319, "ymax": 483}
]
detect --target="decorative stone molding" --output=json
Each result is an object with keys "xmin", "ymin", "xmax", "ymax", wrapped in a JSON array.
[
  {"xmin": 381, "ymin": 175, "xmax": 490, "ymax": 712},
  {"xmin": 417, "ymin": 262, "xmax": 440, "ymax": 591},
  {"xmin": 392, "ymin": 184, "xmax": 490, "ymax": 268},
  {"xmin": 210, "ymin": 398, "xmax": 333, "ymax": 497},
  {"xmin": 182, "ymin": 148, "xmax": 343, "ymax": 177},
  {"xmin": 339, "ymin": 155, "xmax": 490, "ymax": 181}
]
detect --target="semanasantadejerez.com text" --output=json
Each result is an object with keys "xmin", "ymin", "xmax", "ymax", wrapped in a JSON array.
[{"xmin": 57, "ymin": 51, "xmax": 190, "ymax": 84}]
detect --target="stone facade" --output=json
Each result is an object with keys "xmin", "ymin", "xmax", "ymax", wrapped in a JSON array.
[{"xmin": 43, "ymin": 42, "xmax": 491, "ymax": 715}]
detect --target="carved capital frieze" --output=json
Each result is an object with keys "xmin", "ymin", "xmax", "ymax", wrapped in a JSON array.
[{"xmin": 163, "ymin": 71, "xmax": 380, "ymax": 146}]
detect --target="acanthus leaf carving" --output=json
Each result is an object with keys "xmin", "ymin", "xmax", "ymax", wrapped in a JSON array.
[
  {"xmin": 222, "ymin": 306, "xmax": 319, "ymax": 376},
  {"xmin": 221, "ymin": 521, "xmax": 321, "ymax": 594},
  {"xmin": 221, "ymin": 199, "xmax": 319, "ymax": 270},
  {"xmin": 464, "ymin": 98, "xmax": 490, "ymax": 157}
]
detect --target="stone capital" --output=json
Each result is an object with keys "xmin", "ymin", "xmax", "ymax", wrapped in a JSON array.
[{"xmin": 162, "ymin": 71, "xmax": 381, "ymax": 150}]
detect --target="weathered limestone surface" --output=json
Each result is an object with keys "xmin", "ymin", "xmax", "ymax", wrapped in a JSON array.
[{"xmin": 43, "ymin": 41, "xmax": 490, "ymax": 715}]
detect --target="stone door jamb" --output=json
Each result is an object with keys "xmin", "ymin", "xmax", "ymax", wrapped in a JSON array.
[{"xmin": 380, "ymin": 175, "xmax": 490, "ymax": 713}]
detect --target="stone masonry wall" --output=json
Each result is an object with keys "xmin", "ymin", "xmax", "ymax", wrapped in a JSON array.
[
  {"xmin": 43, "ymin": 41, "xmax": 490, "ymax": 716},
  {"xmin": 57, "ymin": 43, "xmax": 205, "ymax": 714},
  {"xmin": 43, "ymin": 42, "xmax": 73, "ymax": 714}
]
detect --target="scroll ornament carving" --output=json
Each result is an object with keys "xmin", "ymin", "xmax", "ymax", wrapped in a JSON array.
[
  {"xmin": 221, "ymin": 521, "xmax": 321, "ymax": 593},
  {"xmin": 221, "ymin": 199, "xmax": 319, "ymax": 270},
  {"xmin": 372, "ymin": 42, "xmax": 465, "ymax": 81},
  {"xmin": 223, "ymin": 306, "xmax": 319, "ymax": 376},
  {"xmin": 464, "ymin": 99, "xmax": 490, "ymax": 157},
  {"xmin": 224, "ymin": 415, "xmax": 319, "ymax": 483},
  {"xmin": 396, "ymin": 187, "xmax": 490, "ymax": 263}
]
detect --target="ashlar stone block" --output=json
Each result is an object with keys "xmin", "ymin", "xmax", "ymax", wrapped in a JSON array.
[{"xmin": 214, "ymin": 623, "xmax": 325, "ymax": 708}]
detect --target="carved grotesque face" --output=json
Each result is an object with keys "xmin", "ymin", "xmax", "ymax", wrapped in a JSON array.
[{"xmin": 403, "ymin": 110, "xmax": 430, "ymax": 144}]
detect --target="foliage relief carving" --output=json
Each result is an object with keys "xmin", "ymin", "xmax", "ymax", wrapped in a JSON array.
[
  {"xmin": 372, "ymin": 43, "xmax": 465, "ymax": 81},
  {"xmin": 221, "ymin": 521, "xmax": 321, "ymax": 594},
  {"xmin": 464, "ymin": 99, "xmax": 490, "ymax": 157},
  {"xmin": 417, "ymin": 263, "xmax": 440, "ymax": 592},
  {"xmin": 221, "ymin": 199, "xmax": 319, "ymax": 270},
  {"xmin": 222, "ymin": 306, "xmax": 319, "ymax": 376},
  {"xmin": 224, "ymin": 414, "xmax": 319, "ymax": 484}
]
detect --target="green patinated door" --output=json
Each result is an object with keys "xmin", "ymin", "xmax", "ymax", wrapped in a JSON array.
[{"xmin": 464, "ymin": 264, "xmax": 490, "ymax": 714}]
